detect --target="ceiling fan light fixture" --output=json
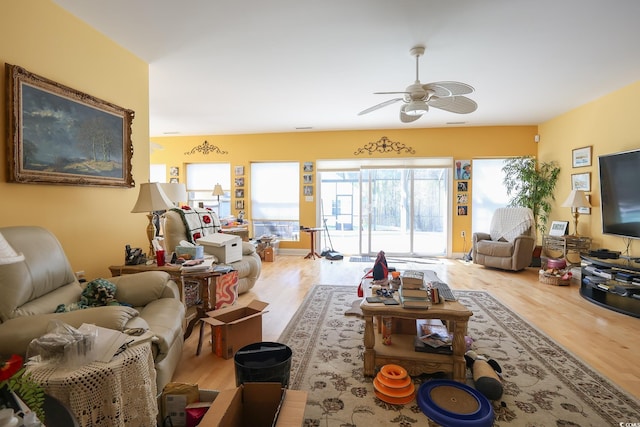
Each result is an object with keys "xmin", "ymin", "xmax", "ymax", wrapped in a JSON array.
[{"xmin": 405, "ymin": 100, "xmax": 429, "ymax": 116}]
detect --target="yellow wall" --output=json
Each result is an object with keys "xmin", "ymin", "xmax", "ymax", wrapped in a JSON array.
[
  {"xmin": 0, "ymin": 1, "xmax": 150, "ymax": 279},
  {"xmin": 151, "ymin": 126, "xmax": 538, "ymax": 252},
  {"xmin": 539, "ymin": 80, "xmax": 640, "ymax": 255}
]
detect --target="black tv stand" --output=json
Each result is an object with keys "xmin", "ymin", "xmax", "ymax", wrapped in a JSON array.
[{"xmin": 580, "ymin": 255, "xmax": 640, "ymax": 318}]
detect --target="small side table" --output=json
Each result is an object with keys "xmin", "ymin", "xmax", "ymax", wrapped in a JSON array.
[
  {"xmin": 302, "ymin": 227, "xmax": 323, "ymax": 259},
  {"xmin": 27, "ymin": 343, "xmax": 157, "ymax": 427},
  {"xmin": 542, "ymin": 235, "xmax": 592, "ymax": 265}
]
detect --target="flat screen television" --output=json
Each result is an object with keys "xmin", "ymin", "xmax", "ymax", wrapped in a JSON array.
[{"xmin": 599, "ymin": 149, "xmax": 640, "ymax": 239}]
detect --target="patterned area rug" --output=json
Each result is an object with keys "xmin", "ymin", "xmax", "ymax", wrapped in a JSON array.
[{"xmin": 279, "ymin": 285, "xmax": 640, "ymax": 426}]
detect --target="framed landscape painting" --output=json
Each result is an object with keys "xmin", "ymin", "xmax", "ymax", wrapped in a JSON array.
[{"xmin": 6, "ymin": 64, "xmax": 135, "ymax": 187}]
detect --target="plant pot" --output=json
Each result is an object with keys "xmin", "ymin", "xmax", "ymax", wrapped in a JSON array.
[{"xmin": 530, "ymin": 245, "xmax": 543, "ymax": 267}]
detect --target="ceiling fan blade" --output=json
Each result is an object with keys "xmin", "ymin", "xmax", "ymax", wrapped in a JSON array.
[
  {"xmin": 399, "ymin": 104, "xmax": 422, "ymax": 123},
  {"xmin": 423, "ymin": 81, "xmax": 474, "ymax": 97},
  {"xmin": 374, "ymin": 91, "xmax": 410, "ymax": 95},
  {"xmin": 428, "ymin": 95, "xmax": 478, "ymax": 114},
  {"xmin": 358, "ymin": 98, "xmax": 403, "ymax": 115}
]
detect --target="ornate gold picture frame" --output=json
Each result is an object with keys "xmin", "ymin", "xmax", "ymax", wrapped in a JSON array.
[{"xmin": 6, "ymin": 64, "xmax": 135, "ymax": 187}]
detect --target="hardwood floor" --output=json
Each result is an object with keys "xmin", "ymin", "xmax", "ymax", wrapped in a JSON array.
[{"xmin": 173, "ymin": 255, "xmax": 640, "ymax": 400}]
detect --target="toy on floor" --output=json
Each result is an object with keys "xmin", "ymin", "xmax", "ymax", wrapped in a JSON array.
[{"xmin": 465, "ymin": 350, "xmax": 503, "ymax": 400}]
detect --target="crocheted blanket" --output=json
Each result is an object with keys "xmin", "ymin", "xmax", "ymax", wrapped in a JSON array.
[
  {"xmin": 170, "ymin": 206, "xmax": 221, "ymax": 244},
  {"xmin": 490, "ymin": 207, "xmax": 535, "ymax": 242}
]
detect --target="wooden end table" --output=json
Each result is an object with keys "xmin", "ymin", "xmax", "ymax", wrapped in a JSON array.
[
  {"xmin": 360, "ymin": 298, "xmax": 472, "ymax": 382},
  {"xmin": 302, "ymin": 227, "xmax": 323, "ymax": 259},
  {"xmin": 108, "ymin": 263, "xmax": 236, "ymax": 339}
]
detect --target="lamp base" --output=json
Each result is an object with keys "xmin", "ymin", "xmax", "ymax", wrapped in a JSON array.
[
  {"xmin": 145, "ymin": 213, "xmax": 157, "ymax": 258},
  {"xmin": 571, "ymin": 210, "xmax": 581, "ymax": 236}
]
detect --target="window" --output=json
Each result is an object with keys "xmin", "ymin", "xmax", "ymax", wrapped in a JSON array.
[
  {"xmin": 471, "ymin": 159, "xmax": 510, "ymax": 234},
  {"xmin": 150, "ymin": 164, "xmax": 166, "ymax": 183},
  {"xmin": 185, "ymin": 163, "xmax": 231, "ymax": 217},
  {"xmin": 251, "ymin": 162, "xmax": 300, "ymax": 240}
]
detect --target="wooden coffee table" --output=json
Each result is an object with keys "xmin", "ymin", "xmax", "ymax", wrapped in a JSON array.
[{"xmin": 360, "ymin": 298, "xmax": 472, "ymax": 382}]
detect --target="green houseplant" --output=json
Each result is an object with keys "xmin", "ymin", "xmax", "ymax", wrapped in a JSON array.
[{"xmin": 502, "ymin": 156, "xmax": 561, "ymax": 240}]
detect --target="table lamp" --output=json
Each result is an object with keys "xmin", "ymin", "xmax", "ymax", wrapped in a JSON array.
[
  {"xmin": 561, "ymin": 189, "xmax": 591, "ymax": 236},
  {"xmin": 160, "ymin": 182, "xmax": 188, "ymax": 206},
  {"xmin": 0, "ymin": 232, "xmax": 25, "ymax": 265},
  {"xmin": 212, "ymin": 183, "xmax": 225, "ymax": 215},
  {"xmin": 131, "ymin": 183, "xmax": 175, "ymax": 256}
]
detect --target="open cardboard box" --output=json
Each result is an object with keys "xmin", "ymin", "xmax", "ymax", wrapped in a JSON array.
[
  {"xmin": 200, "ymin": 382, "xmax": 307, "ymax": 427},
  {"xmin": 201, "ymin": 299, "xmax": 269, "ymax": 359}
]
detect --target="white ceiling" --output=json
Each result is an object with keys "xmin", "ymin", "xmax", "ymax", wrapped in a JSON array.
[{"xmin": 53, "ymin": 0, "xmax": 640, "ymax": 137}]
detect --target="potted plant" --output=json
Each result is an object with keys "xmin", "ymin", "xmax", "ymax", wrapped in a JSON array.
[{"xmin": 502, "ymin": 156, "xmax": 561, "ymax": 266}]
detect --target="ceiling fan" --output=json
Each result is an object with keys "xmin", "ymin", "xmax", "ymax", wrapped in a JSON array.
[{"xmin": 358, "ymin": 46, "xmax": 477, "ymax": 123}]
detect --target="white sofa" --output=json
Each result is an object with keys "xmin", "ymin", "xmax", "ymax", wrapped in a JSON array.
[{"xmin": 0, "ymin": 226, "xmax": 185, "ymax": 392}]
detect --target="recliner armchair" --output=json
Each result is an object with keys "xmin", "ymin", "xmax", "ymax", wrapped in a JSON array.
[
  {"xmin": 472, "ymin": 207, "xmax": 536, "ymax": 271},
  {"xmin": 0, "ymin": 226, "xmax": 185, "ymax": 392}
]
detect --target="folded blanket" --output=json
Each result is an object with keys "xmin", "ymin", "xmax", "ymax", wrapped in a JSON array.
[{"xmin": 490, "ymin": 207, "xmax": 535, "ymax": 242}]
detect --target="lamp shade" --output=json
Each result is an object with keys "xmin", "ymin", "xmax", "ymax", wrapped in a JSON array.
[
  {"xmin": 131, "ymin": 182, "xmax": 175, "ymax": 213},
  {"xmin": 561, "ymin": 189, "xmax": 591, "ymax": 208},
  {"xmin": 160, "ymin": 183, "xmax": 188, "ymax": 204},
  {"xmin": 404, "ymin": 100, "xmax": 429, "ymax": 116},
  {"xmin": 0, "ymin": 232, "xmax": 25, "ymax": 265},
  {"xmin": 212, "ymin": 183, "xmax": 225, "ymax": 197}
]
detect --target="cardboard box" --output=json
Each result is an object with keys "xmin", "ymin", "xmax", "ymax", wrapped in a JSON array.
[
  {"xmin": 160, "ymin": 385, "xmax": 218, "ymax": 427},
  {"xmin": 201, "ymin": 300, "xmax": 269, "ymax": 359},
  {"xmin": 197, "ymin": 233, "xmax": 242, "ymax": 263},
  {"xmin": 175, "ymin": 245, "xmax": 204, "ymax": 260},
  {"xmin": 199, "ymin": 383, "xmax": 307, "ymax": 427},
  {"xmin": 264, "ymin": 246, "xmax": 275, "ymax": 262}
]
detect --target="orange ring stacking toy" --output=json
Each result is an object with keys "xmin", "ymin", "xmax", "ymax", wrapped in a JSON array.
[{"xmin": 374, "ymin": 364, "xmax": 415, "ymax": 405}]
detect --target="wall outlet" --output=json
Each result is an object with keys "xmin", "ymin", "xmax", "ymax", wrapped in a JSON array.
[{"xmin": 461, "ymin": 231, "xmax": 466, "ymax": 238}]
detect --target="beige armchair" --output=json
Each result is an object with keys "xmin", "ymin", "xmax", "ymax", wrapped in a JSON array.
[
  {"xmin": 0, "ymin": 226, "xmax": 185, "ymax": 392},
  {"xmin": 162, "ymin": 208, "xmax": 261, "ymax": 294},
  {"xmin": 472, "ymin": 207, "xmax": 536, "ymax": 271}
]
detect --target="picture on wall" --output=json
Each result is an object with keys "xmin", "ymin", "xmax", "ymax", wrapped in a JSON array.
[
  {"xmin": 457, "ymin": 181, "xmax": 468, "ymax": 192},
  {"xmin": 235, "ymin": 189, "xmax": 244, "ymax": 198},
  {"xmin": 169, "ymin": 178, "xmax": 178, "ymax": 184},
  {"xmin": 457, "ymin": 205, "xmax": 468, "ymax": 216},
  {"xmin": 6, "ymin": 64, "xmax": 135, "ymax": 187},
  {"xmin": 304, "ymin": 185, "xmax": 313, "ymax": 196},
  {"xmin": 455, "ymin": 160, "xmax": 471, "ymax": 180},
  {"xmin": 457, "ymin": 193, "xmax": 468, "ymax": 204},
  {"xmin": 303, "ymin": 174, "xmax": 313, "ymax": 184},
  {"xmin": 235, "ymin": 200, "xmax": 244, "ymax": 210},
  {"xmin": 169, "ymin": 166, "xmax": 179, "ymax": 177},
  {"xmin": 571, "ymin": 172, "xmax": 591, "ymax": 192},
  {"xmin": 235, "ymin": 177, "xmax": 244, "ymax": 187},
  {"xmin": 572, "ymin": 146, "xmax": 592, "ymax": 168},
  {"xmin": 303, "ymin": 162, "xmax": 314, "ymax": 172},
  {"xmin": 235, "ymin": 166, "xmax": 244, "ymax": 176}
]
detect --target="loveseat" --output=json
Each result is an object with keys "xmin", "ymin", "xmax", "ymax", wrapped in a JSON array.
[
  {"xmin": 162, "ymin": 208, "xmax": 261, "ymax": 294},
  {"xmin": 0, "ymin": 226, "xmax": 184, "ymax": 392}
]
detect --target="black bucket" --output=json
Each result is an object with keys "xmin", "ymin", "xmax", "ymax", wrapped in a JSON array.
[{"xmin": 234, "ymin": 342, "xmax": 292, "ymax": 387}]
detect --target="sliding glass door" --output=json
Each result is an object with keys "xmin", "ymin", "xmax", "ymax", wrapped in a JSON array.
[{"xmin": 319, "ymin": 160, "xmax": 450, "ymax": 257}]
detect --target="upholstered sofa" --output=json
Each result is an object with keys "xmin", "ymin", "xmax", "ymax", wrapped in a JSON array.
[
  {"xmin": 162, "ymin": 208, "xmax": 261, "ymax": 294},
  {"xmin": 472, "ymin": 207, "xmax": 536, "ymax": 271},
  {"xmin": 0, "ymin": 226, "xmax": 184, "ymax": 392}
]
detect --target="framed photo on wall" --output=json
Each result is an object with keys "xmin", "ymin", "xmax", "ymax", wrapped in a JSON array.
[
  {"xmin": 571, "ymin": 172, "xmax": 591, "ymax": 191},
  {"xmin": 235, "ymin": 166, "xmax": 244, "ymax": 176},
  {"xmin": 572, "ymin": 146, "xmax": 592, "ymax": 168},
  {"xmin": 235, "ymin": 200, "xmax": 244, "ymax": 210}
]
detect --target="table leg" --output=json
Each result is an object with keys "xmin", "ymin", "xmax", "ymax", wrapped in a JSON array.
[
  {"xmin": 184, "ymin": 275, "xmax": 213, "ymax": 340},
  {"xmin": 363, "ymin": 314, "xmax": 376, "ymax": 376},
  {"xmin": 451, "ymin": 319, "xmax": 468, "ymax": 382}
]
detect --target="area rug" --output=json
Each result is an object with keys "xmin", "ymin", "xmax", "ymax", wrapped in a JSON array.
[
  {"xmin": 349, "ymin": 256, "xmax": 373, "ymax": 262},
  {"xmin": 279, "ymin": 285, "xmax": 640, "ymax": 426}
]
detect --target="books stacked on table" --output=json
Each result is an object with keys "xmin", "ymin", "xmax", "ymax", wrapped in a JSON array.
[
  {"xmin": 414, "ymin": 319, "xmax": 452, "ymax": 354},
  {"xmin": 401, "ymin": 270, "xmax": 425, "ymax": 288},
  {"xmin": 399, "ymin": 270, "xmax": 429, "ymax": 309},
  {"xmin": 399, "ymin": 285, "xmax": 431, "ymax": 309}
]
